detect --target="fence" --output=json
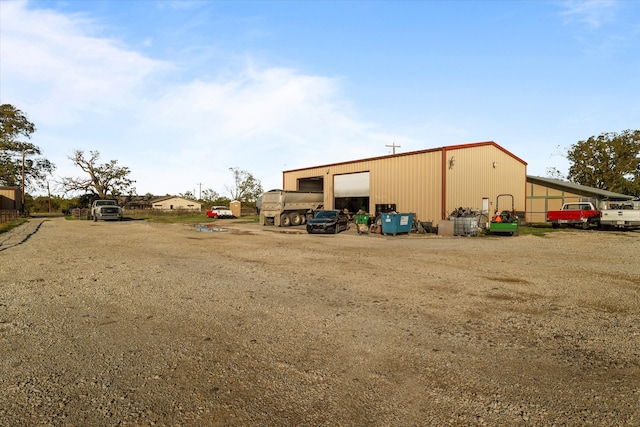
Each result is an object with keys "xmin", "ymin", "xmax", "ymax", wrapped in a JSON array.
[{"xmin": 0, "ymin": 210, "xmax": 20, "ymax": 224}]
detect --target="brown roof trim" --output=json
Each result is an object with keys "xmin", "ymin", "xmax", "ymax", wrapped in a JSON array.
[
  {"xmin": 283, "ymin": 141, "xmax": 526, "ymax": 173},
  {"xmin": 442, "ymin": 141, "xmax": 528, "ymax": 165}
]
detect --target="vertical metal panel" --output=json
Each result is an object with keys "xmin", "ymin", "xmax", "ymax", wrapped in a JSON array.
[
  {"xmin": 525, "ymin": 182, "xmax": 604, "ymax": 224},
  {"xmin": 0, "ymin": 187, "xmax": 21, "ymax": 210},
  {"xmin": 445, "ymin": 145, "xmax": 526, "ymax": 218},
  {"xmin": 368, "ymin": 152, "xmax": 442, "ymax": 223}
]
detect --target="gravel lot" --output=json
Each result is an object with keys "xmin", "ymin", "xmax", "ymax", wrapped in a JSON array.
[{"xmin": 1, "ymin": 217, "xmax": 639, "ymax": 426}]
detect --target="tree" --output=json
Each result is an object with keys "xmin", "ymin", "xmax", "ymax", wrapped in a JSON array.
[
  {"xmin": 225, "ymin": 167, "xmax": 263, "ymax": 203},
  {"xmin": 60, "ymin": 150, "xmax": 136, "ymax": 198},
  {"xmin": 201, "ymin": 188, "xmax": 220, "ymax": 204},
  {"xmin": 179, "ymin": 190, "xmax": 196, "ymax": 200},
  {"xmin": 0, "ymin": 104, "xmax": 55, "ymax": 190},
  {"xmin": 566, "ymin": 130, "xmax": 640, "ymax": 196},
  {"xmin": 545, "ymin": 167, "xmax": 565, "ymax": 180}
]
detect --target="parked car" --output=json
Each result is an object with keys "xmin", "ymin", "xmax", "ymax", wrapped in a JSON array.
[{"xmin": 306, "ymin": 209, "xmax": 349, "ymax": 234}]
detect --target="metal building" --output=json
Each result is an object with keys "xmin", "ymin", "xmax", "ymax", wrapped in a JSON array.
[
  {"xmin": 281, "ymin": 141, "xmax": 527, "ymax": 225},
  {"xmin": 0, "ymin": 187, "xmax": 22, "ymax": 211},
  {"xmin": 525, "ymin": 176, "xmax": 633, "ymax": 223}
]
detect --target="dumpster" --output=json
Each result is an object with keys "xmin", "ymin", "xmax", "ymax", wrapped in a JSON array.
[
  {"xmin": 354, "ymin": 214, "xmax": 370, "ymax": 234},
  {"xmin": 381, "ymin": 213, "xmax": 413, "ymax": 235}
]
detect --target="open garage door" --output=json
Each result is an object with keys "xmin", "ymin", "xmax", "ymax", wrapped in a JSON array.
[
  {"xmin": 334, "ymin": 172, "xmax": 370, "ymax": 213},
  {"xmin": 298, "ymin": 177, "xmax": 324, "ymax": 192}
]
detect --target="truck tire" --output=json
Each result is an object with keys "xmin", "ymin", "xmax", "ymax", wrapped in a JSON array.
[
  {"xmin": 289, "ymin": 212, "xmax": 302, "ymax": 226},
  {"xmin": 280, "ymin": 214, "xmax": 291, "ymax": 227},
  {"xmin": 582, "ymin": 221, "xmax": 589, "ymax": 230}
]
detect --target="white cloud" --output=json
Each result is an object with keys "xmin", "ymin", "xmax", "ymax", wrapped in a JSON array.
[
  {"xmin": 1, "ymin": 1, "xmax": 391, "ymax": 196},
  {"xmin": 1, "ymin": 1, "xmax": 168, "ymax": 124},
  {"xmin": 560, "ymin": 0, "xmax": 617, "ymax": 29}
]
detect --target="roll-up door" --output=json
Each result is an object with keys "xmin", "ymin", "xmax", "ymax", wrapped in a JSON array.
[{"xmin": 334, "ymin": 172, "xmax": 370, "ymax": 197}]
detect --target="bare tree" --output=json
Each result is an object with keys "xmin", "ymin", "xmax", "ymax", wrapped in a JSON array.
[
  {"xmin": 225, "ymin": 167, "xmax": 263, "ymax": 202},
  {"xmin": 60, "ymin": 150, "xmax": 136, "ymax": 198}
]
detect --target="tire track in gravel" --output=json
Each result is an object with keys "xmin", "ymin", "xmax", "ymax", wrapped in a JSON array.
[{"xmin": 0, "ymin": 219, "xmax": 46, "ymax": 252}]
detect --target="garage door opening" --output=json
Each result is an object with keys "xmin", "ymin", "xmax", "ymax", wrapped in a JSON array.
[
  {"xmin": 297, "ymin": 177, "xmax": 324, "ymax": 192},
  {"xmin": 334, "ymin": 172, "xmax": 370, "ymax": 213},
  {"xmin": 334, "ymin": 197, "xmax": 370, "ymax": 214}
]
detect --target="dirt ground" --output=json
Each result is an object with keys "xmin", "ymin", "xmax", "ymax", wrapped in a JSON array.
[{"xmin": 1, "ymin": 217, "xmax": 639, "ymax": 426}]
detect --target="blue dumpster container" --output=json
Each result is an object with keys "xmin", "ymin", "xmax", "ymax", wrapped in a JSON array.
[{"xmin": 381, "ymin": 213, "xmax": 413, "ymax": 235}]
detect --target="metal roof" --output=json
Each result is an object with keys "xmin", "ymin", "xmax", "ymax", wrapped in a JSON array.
[{"xmin": 526, "ymin": 176, "xmax": 633, "ymax": 200}]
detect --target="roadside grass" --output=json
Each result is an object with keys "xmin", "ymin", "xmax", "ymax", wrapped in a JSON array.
[
  {"xmin": 481, "ymin": 224, "xmax": 619, "ymax": 237},
  {"xmin": 517, "ymin": 224, "xmax": 556, "ymax": 236},
  {"xmin": 482, "ymin": 224, "xmax": 556, "ymax": 237},
  {"xmin": 0, "ymin": 218, "xmax": 29, "ymax": 234}
]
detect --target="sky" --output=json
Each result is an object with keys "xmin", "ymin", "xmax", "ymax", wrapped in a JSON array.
[{"xmin": 1, "ymin": 0, "xmax": 639, "ymax": 198}]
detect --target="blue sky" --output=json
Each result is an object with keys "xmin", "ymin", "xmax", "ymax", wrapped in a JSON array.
[{"xmin": 1, "ymin": 0, "xmax": 639, "ymax": 197}]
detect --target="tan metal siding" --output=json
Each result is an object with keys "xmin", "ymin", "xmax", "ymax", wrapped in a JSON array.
[
  {"xmin": 0, "ymin": 188, "xmax": 21, "ymax": 210},
  {"xmin": 282, "ymin": 142, "xmax": 526, "ymax": 224},
  {"xmin": 526, "ymin": 183, "xmax": 550, "ymax": 223},
  {"xmin": 369, "ymin": 152, "xmax": 442, "ymax": 223},
  {"xmin": 445, "ymin": 145, "xmax": 526, "ymax": 218},
  {"xmin": 526, "ymin": 181, "xmax": 601, "ymax": 223},
  {"xmin": 284, "ymin": 155, "xmax": 443, "ymax": 223}
]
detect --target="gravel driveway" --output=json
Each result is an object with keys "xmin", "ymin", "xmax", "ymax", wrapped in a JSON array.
[{"xmin": 1, "ymin": 218, "xmax": 639, "ymax": 426}]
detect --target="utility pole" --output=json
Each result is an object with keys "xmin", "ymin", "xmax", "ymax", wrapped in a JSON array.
[
  {"xmin": 196, "ymin": 183, "xmax": 203, "ymax": 200},
  {"xmin": 385, "ymin": 141, "xmax": 401, "ymax": 155}
]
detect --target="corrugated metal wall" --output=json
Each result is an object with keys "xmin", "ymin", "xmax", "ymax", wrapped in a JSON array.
[
  {"xmin": 0, "ymin": 187, "xmax": 22, "ymax": 210},
  {"xmin": 370, "ymin": 152, "xmax": 442, "ymax": 223},
  {"xmin": 526, "ymin": 182, "xmax": 600, "ymax": 224},
  {"xmin": 445, "ymin": 145, "xmax": 526, "ymax": 218},
  {"xmin": 282, "ymin": 143, "xmax": 527, "ymax": 224}
]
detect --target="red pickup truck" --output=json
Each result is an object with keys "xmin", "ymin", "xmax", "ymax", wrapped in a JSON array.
[
  {"xmin": 206, "ymin": 206, "xmax": 234, "ymax": 219},
  {"xmin": 547, "ymin": 202, "xmax": 601, "ymax": 229}
]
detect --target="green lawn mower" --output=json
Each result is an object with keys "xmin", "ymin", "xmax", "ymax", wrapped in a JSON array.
[{"xmin": 489, "ymin": 194, "xmax": 519, "ymax": 236}]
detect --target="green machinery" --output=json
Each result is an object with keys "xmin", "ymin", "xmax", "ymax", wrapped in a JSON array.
[{"xmin": 489, "ymin": 194, "xmax": 519, "ymax": 236}]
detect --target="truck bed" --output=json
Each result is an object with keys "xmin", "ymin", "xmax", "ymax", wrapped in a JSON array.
[
  {"xmin": 547, "ymin": 203, "xmax": 600, "ymax": 229},
  {"xmin": 547, "ymin": 210, "xmax": 597, "ymax": 221},
  {"xmin": 600, "ymin": 209, "xmax": 640, "ymax": 228}
]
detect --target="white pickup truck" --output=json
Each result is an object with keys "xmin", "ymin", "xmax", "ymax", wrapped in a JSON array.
[
  {"xmin": 599, "ymin": 200, "xmax": 640, "ymax": 229},
  {"xmin": 89, "ymin": 199, "xmax": 123, "ymax": 221}
]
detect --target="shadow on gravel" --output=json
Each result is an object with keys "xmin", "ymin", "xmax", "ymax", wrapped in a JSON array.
[{"xmin": 0, "ymin": 219, "xmax": 45, "ymax": 252}]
